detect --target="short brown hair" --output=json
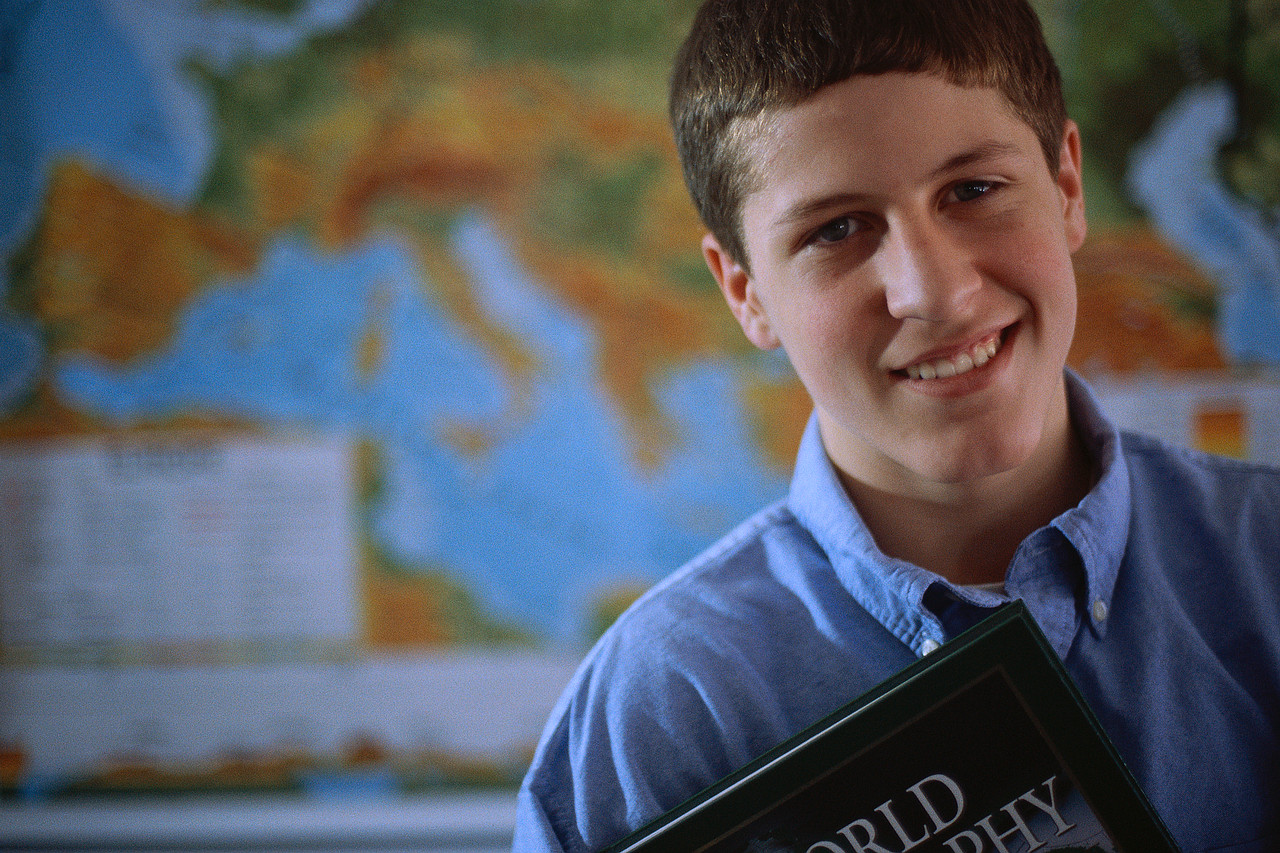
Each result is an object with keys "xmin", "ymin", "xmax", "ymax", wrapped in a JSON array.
[{"xmin": 670, "ymin": 0, "xmax": 1067, "ymax": 270}]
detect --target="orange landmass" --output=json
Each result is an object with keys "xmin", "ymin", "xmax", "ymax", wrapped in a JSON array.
[
  {"xmin": 355, "ymin": 280, "xmax": 393, "ymax": 383},
  {"xmin": 1195, "ymin": 403, "xmax": 1248, "ymax": 459},
  {"xmin": 362, "ymin": 560, "xmax": 453, "ymax": 648},
  {"xmin": 0, "ymin": 743, "xmax": 25, "ymax": 785},
  {"xmin": 743, "ymin": 375, "xmax": 813, "ymax": 474},
  {"xmin": 1070, "ymin": 228, "xmax": 1225, "ymax": 374},
  {"xmin": 71, "ymin": 737, "xmax": 521, "ymax": 794},
  {"xmin": 360, "ymin": 537, "xmax": 534, "ymax": 649},
  {"xmin": 27, "ymin": 160, "xmax": 256, "ymax": 362},
  {"xmin": 247, "ymin": 147, "xmax": 313, "ymax": 232},
  {"xmin": 1, "ymin": 161, "xmax": 261, "ymax": 439}
]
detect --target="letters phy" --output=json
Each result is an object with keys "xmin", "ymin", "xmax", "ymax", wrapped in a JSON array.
[{"xmin": 805, "ymin": 774, "xmax": 1077, "ymax": 853}]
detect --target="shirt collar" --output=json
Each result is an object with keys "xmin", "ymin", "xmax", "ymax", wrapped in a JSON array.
[
  {"xmin": 1049, "ymin": 370, "xmax": 1130, "ymax": 640},
  {"xmin": 787, "ymin": 370, "xmax": 1131, "ymax": 658}
]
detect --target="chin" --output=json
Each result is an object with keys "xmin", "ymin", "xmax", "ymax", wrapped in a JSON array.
[{"xmin": 910, "ymin": 428, "xmax": 1045, "ymax": 486}]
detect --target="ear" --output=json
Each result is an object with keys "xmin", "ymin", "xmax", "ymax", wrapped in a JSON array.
[
  {"xmin": 1057, "ymin": 119, "xmax": 1087, "ymax": 252},
  {"xmin": 702, "ymin": 232, "xmax": 781, "ymax": 350}
]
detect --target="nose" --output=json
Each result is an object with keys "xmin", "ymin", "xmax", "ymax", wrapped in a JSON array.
[{"xmin": 879, "ymin": 218, "xmax": 981, "ymax": 322}]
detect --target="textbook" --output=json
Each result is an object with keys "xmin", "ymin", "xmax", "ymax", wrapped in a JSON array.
[{"xmin": 602, "ymin": 601, "xmax": 1178, "ymax": 853}]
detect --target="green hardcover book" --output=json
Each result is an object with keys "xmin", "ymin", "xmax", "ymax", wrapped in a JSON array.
[{"xmin": 602, "ymin": 601, "xmax": 1179, "ymax": 853}]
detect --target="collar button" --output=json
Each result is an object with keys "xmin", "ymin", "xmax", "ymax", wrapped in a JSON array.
[{"xmin": 1092, "ymin": 599, "xmax": 1109, "ymax": 623}]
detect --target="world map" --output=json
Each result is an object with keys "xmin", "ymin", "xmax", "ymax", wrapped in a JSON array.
[{"xmin": 1, "ymin": 0, "xmax": 1276, "ymax": 800}]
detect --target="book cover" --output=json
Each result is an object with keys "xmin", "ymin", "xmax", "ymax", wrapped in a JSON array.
[{"xmin": 602, "ymin": 602, "xmax": 1179, "ymax": 853}]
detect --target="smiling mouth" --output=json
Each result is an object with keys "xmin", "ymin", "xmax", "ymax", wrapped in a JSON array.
[{"xmin": 902, "ymin": 331, "xmax": 1005, "ymax": 381}]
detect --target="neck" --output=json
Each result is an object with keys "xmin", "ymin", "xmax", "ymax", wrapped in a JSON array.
[{"xmin": 836, "ymin": 394, "xmax": 1095, "ymax": 586}]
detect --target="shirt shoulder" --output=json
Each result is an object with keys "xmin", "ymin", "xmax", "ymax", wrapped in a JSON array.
[
  {"xmin": 1120, "ymin": 427, "xmax": 1280, "ymax": 481},
  {"xmin": 515, "ymin": 501, "xmax": 801, "ymax": 851},
  {"xmin": 593, "ymin": 497, "xmax": 904, "ymax": 723},
  {"xmin": 1120, "ymin": 429, "xmax": 1280, "ymax": 535},
  {"xmin": 1119, "ymin": 429, "xmax": 1280, "ymax": 608},
  {"xmin": 515, "ymin": 498, "xmax": 906, "ymax": 852}
]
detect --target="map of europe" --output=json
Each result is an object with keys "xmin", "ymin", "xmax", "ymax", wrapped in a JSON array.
[{"xmin": 1, "ymin": 0, "xmax": 1276, "ymax": 799}]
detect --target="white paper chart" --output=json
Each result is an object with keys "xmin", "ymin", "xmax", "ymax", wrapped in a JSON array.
[{"xmin": 0, "ymin": 436, "xmax": 358, "ymax": 659}]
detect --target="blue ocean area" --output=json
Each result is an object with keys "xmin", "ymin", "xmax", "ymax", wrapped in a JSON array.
[
  {"xmin": 442, "ymin": 213, "xmax": 789, "ymax": 636},
  {"xmin": 54, "ymin": 217, "xmax": 789, "ymax": 642},
  {"xmin": 55, "ymin": 233, "xmax": 506, "ymax": 424},
  {"xmin": 0, "ymin": 0, "xmax": 192, "ymax": 252},
  {"xmin": 0, "ymin": 0, "xmax": 373, "ymax": 253},
  {"xmin": 0, "ymin": 311, "xmax": 40, "ymax": 414}
]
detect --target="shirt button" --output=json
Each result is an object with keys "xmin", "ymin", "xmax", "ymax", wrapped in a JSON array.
[
  {"xmin": 920, "ymin": 638, "xmax": 941, "ymax": 656},
  {"xmin": 1092, "ymin": 599, "xmax": 1109, "ymax": 623}
]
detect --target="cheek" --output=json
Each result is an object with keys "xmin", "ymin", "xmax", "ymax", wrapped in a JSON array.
[
  {"xmin": 1033, "ymin": 257, "xmax": 1078, "ymax": 337},
  {"xmin": 998, "ymin": 227, "xmax": 1078, "ymax": 325},
  {"xmin": 777, "ymin": 302, "xmax": 879, "ymax": 396}
]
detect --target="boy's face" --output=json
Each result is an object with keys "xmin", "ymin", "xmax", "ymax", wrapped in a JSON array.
[{"xmin": 704, "ymin": 72, "xmax": 1086, "ymax": 492}]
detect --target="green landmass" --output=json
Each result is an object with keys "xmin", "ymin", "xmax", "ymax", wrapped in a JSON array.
[
  {"xmin": 188, "ymin": 0, "xmax": 699, "ymax": 223},
  {"xmin": 535, "ymin": 148, "xmax": 669, "ymax": 259}
]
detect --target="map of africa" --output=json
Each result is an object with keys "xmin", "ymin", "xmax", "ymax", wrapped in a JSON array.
[{"xmin": 1, "ymin": 0, "xmax": 1276, "ymax": 800}]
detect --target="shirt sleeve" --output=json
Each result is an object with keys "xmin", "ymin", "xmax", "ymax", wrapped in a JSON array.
[
  {"xmin": 510, "ymin": 628, "xmax": 670, "ymax": 853},
  {"xmin": 512, "ymin": 780, "xmax": 572, "ymax": 853},
  {"xmin": 510, "ymin": 627, "xmax": 644, "ymax": 853},
  {"xmin": 509, "ymin": 585, "xmax": 801, "ymax": 853}
]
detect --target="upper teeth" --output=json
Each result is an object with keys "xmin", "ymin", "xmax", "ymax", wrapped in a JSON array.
[{"xmin": 905, "ymin": 337, "xmax": 1001, "ymax": 381}]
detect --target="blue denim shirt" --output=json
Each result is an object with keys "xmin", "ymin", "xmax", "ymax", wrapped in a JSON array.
[{"xmin": 515, "ymin": 374, "xmax": 1280, "ymax": 853}]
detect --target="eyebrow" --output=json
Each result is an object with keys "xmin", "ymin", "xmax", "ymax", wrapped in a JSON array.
[
  {"xmin": 927, "ymin": 140, "xmax": 1024, "ymax": 181},
  {"xmin": 770, "ymin": 140, "xmax": 1027, "ymax": 233},
  {"xmin": 772, "ymin": 191, "xmax": 871, "ymax": 233}
]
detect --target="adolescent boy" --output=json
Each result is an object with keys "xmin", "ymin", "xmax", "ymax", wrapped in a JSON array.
[{"xmin": 514, "ymin": 2, "xmax": 1280, "ymax": 850}]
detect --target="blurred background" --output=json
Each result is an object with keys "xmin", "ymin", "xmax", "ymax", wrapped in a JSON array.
[{"xmin": 1, "ymin": 0, "xmax": 1277, "ymax": 849}]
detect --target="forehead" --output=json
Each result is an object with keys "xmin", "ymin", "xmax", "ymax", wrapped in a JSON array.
[{"xmin": 737, "ymin": 72, "xmax": 1039, "ymax": 213}]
